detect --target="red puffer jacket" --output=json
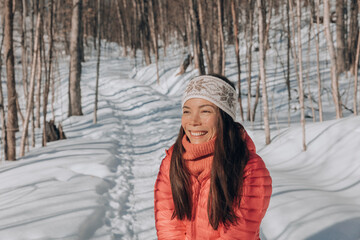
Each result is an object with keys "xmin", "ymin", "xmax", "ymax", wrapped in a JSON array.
[{"xmin": 154, "ymin": 130, "xmax": 272, "ymax": 240}]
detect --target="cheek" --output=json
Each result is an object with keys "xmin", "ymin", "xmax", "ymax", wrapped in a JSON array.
[{"xmin": 205, "ymin": 117, "xmax": 218, "ymax": 132}]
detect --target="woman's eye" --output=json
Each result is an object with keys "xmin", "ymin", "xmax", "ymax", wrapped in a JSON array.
[
  {"xmin": 202, "ymin": 110, "xmax": 211, "ymax": 113},
  {"xmin": 183, "ymin": 110, "xmax": 190, "ymax": 114}
]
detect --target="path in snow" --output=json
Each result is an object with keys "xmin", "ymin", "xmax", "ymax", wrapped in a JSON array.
[{"xmin": 89, "ymin": 60, "xmax": 181, "ymax": 239}]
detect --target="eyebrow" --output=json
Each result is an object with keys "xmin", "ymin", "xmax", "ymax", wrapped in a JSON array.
[{"xmin": 182, "ymin": 105, "xmax": 216, "ymax": 109}]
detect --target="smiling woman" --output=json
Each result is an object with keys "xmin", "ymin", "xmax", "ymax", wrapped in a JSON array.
[
  {"xmin": 154, "ymin": 74, "xmax": 272, "ymax": 240},
  {"xmin": 181, "ymin": 98, "xmax": 219, "ymax": 144}
]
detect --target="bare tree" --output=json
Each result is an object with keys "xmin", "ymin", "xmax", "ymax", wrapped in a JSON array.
[
  {"xmin": 286, "ymin": 0, "xmax": 291, "ymax": 125},
  {"xmin": 348, "ymin": 0, "xmax": 359, "ymax": 74},
  {"xmin": 324, "ymin": 0, "xmax": 342, "ymax": 118},
  {"xmin": 231, "ymin": 0, "xmax": 244, "ymax": 121},
  {"xmin": 114, "ymin": 0, "xmax": 127, "ymax": 56},
  {"xmin": 148, "ymin": 0, "xmax": 160, "ymax": 84},
  {"xmin": 217, "ymin": 0, "xmax": 225, "ymax": 75},
  {"xmin": 20, "ymin": 10, "xmax": 42, "ymax": 157},
  {"xmin": 246, "ymin": 0, "xmax": 255, "ymax": 122},
  {"xmin": 294, "ymin": 0, "xmax": 306, "ymax": 150},
  {"xmin": 354, "ymin": 29, "xmax": 360, "ymax": 115},
  {"xmin": 94, "ymin": 0, "xmax": 101, "ymax": 124},
  {"xmin": 35, "ymin": 29, "xmax": 43, "ymax": 129},
  {"xmin": 0, "ymin": 19, "xmax": 7, "ymax": 161},
  {"xmin": 43, "ymin": 0, "xmax": 54, "ymax": 146},
  {"xmin": 139, "ymin": 0, "xmax": 152, "ymax": 66},
  {"xmin": 314, "ymin": 0, "xmax": 323, "ymax": 122},
  {"xmin": 21, "ymin": 0, "xmax": 29, "ymax": 102},
  {"xmin": 198, "ymin": 0, "xmax": 212, "ymax": 73},
  {"xmin": 69, "ymin": 0, "xmax": 83, "ymax": 116},
  {"xmin": 335, "ymin": 0, "xmax": 347, "ymax": 73},
  {"xmin": 189, "ymin": 0, "xmax": 205, "ymax": 74},
  {"xmin": 4, "ymin": 0, "xmax": 18, "ymax": 160},
  {"xmin": 257, "ymin": 0, "xmax": 270, "ymax": 145}
]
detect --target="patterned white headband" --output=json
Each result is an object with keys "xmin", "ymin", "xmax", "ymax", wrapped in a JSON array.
[{"xmin": 182, "ymin": 75, "xmax": 237, "ymax": 120}]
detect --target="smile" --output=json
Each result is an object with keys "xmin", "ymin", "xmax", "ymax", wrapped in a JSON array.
[{"xmin": 190, "ymin": 131, "xmax": 207, "ymax": 136}]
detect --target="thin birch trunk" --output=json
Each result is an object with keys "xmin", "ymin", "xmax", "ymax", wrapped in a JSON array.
[
  {"xmin": 217, "ymin": 0, "xmax": 225, "ymax": 75},
  {"xmin": 323, "ymin": 0, "xmax": 342, "ymax": 118},
  {"xmin": 69, "ymin": 0, "xmax": 83, "ymax": 116},
  {"xmin": 0, "ymin": 23, "xmax": 7, "ymax": 161},
  {"xmin": 4, "ymin": 0, "xmax": 18, "ymax": 160},
  {"xmin": 20, "ymin": 12, "xmax": 41, "ymax": 157},
  {"xmin": 198, "ymin": 0, "xmax": 212, "ymax": 73},
  {"xmin": 257, "ymin": 0, "xmax": 270, "ymax": 144},
  {"xmin": 354, "ymin": 29, "xmax": 360, "ymax": 115},
  {"xmin": 247, "ymin": 1, "xmax": 255, "ymax": 122},
  {"xmin": 286, "ymin": 0, "xmax": 291, "ymax": 125},
  {"xmin": 114, "ymin": 0, "xmax": 127, "ymax": 56},
  {"xmin": 148, "ymin": 0, "xmax": 159, "ymax": 84},
  {"xmin": 231, "ymin": 0, "xmax": 244, "ymax": 121},
  {"xmin": 295, "ymin": 0, "xmax": 306, "ymax": 151},
  {"xmin": 263, "ymin": 0, "xmax": 273, "ymax": 51},
  {"xmin": 43, "ymin": 0, "xmax": 54, "ymax": 147},
  {"xmin": 35, "ymin": 36, "xmax": 42, "ymax": 129},
  {"xmin": 314, "ymin": 0, "xmax": 323, "ymax": 122},
  {"xmin": 307, "ymin": 17, "xmax": 315, "ymax": 122},
  {"xmin": 335, "ymin": 0, "xmax": 347, "ymax": 73},
  {"xmin": 189, "ymin": 0, "xmax": 205, "ymax": 75},
  {"xmin": 252, "ymin": 77, "xmax": 260, "ymax": 123},
  {"xmin": 21, "ymin": 0, "xmax": 28, "ymax": 102},
  {"xmin": 94, "ymin": 0, "xmax": 101, "ymax": 124}
]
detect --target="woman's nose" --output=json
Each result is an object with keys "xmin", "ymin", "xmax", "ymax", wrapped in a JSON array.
[{"xmin": 190, "ymin": 112, "xmax": 201, "ymax": 125}]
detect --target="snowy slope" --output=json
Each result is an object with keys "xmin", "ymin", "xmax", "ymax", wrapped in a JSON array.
[{"xmin": 0, "ymin": 10, "xmax": 360, "ymax": 239}]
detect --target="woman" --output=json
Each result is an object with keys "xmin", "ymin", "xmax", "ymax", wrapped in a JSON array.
[{"xmin": 154, "ymin": 74, "xmax": 272, "ymax": 240}]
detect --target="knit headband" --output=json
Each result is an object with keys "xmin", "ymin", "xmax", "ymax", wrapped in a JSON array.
[{"xmin": 182, "ymin": 75, "xmax": 237, "ymax": 120}]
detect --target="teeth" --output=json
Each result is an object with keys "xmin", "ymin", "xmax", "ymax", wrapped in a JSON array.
[{"xmin": 191, "ymin": 131, "xmax": 206, "ymax": 136}]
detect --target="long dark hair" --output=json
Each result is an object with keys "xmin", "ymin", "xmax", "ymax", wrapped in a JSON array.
[{"xmin": 169, "ymin": 75, "xmax": 249, "ymax": 230}]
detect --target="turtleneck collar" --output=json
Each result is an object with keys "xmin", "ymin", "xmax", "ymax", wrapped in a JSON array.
[{"xmin": 182, "ymin": 135, "xmax": 215, "ymax": 160}]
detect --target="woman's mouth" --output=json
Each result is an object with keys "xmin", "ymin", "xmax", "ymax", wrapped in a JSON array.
[{"xmin": 190, "ymin": 131, "xmax": 207, "ymax": 136}]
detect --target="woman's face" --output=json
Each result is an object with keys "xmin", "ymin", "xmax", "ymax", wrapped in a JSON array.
[{"xmin": 182, "ymin": 98, "xmax": 219, "ymax": 144}]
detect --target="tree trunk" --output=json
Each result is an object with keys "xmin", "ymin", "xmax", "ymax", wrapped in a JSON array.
[
  {"xmin": 286, "ymin": 0, "xmax": 291, "ymax": 125},
  {"xmin": 94, "ymin": 0, "xmax": 101, "ymax": 124},
  {"xmin": 247, "ymin": 0, "xmax": 255, "ymax": 122},
  {"xmin": 21, "ymin": 0, "xmax": 29, "ymax": 102},
  {"xmin": 257, "ymin": 0, "xmax": 270, "ymax": 145},
  {"xmin": 140, "ymin": 0, "xmax": 151, "ymax": 66},
  {"xmin": 252, "ymin": 76, "xmax": 260, "ymax": 123},
  {"xmin": 295, "ymin": 0, "xmax": 307, "ymax": 151},
  {"xmin": 35, "ymin": 35, "xmax": 42, "ymax": 129},
  {"xmin": 189, "ymin": 0, "xmax": 205, "ymax": 75},
  {"xmin": 68, "ymin": 0, "xmax": 83, "ymax": 116},
  {"xmin": 114, "ymin": 0, "xmax": 127, "ymax": 56},
  {"xmin": 198, "ymin": 0, "xmax": 212, "ymax": 74},
  {"xmin": 0, "ymin": 23, "xmax": 7, "ymax": 161},
  {"xmin": 159, "ymin": 0, "xmax": 167, "ymax": 56},
  {"xmin": 324, "ymin": 0, "xmax": 342, "ymax": 118},
  {"xmin": 335, "ymin": 0, "xmax": 347, "ymax": 73},
  {"xmin": 217, "ymin": 0, "xmax": 225, "ymax": 75},
  {"xmin": 148, "ymin": 0, "xmax": 160, "ymax": 84},
  {"xmin": 348, "ymin": 0, "xmax": 359, "ymax": 74},
  {"xmin": 307, "ymin": 17, "xmax": 315, "ymax": 122},
  {"xmin": 354, "ymin": 29, "xmax": 360, "ymax": 115},
  {"xmin": 4, "ymin": 0, "xmax": 18, "ymax": 160},
  {"xmin": 42, "ymin": 0, "xmax": 54, "ymax": 147},
  {"xmin": 231, "ymin": 0, "xmax": 244, "ymax": 121},
  {"xmin": 20, "ymin": 11, "xmax": 41, "ymax": 157},
  {"xmin": 314, "ymin": 0, "xmax": 323, "ymax": 122}
]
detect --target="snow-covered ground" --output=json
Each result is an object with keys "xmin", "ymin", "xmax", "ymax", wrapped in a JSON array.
[{"xmin": 1, "ymin": 14, "xmax": 360, "ymax": 240}]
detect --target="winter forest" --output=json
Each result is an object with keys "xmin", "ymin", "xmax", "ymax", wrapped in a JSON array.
[{"xmin": 0, "ymin": 0, "xmax": 359, "ymax": 239}]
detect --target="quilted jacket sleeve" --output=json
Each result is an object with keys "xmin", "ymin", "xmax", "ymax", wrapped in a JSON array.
[
  {"xmin": 219, "ymin": 152, "xmax": 272, "ymax": 240},
  {"xmin": 154, "ymin": 147, "xmax": 186, "ymax": 240}
]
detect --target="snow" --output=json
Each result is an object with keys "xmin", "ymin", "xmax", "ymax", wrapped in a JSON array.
[{"xmin": 1, "ymin": 13, "xmax": 360, "ymax": 240}]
